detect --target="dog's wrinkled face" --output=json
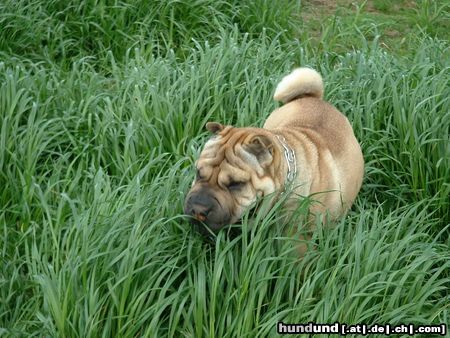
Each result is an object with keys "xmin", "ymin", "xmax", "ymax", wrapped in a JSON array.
[{"xmin": 184, "ymin": 122, "xmax": 283, "ymax": 236}]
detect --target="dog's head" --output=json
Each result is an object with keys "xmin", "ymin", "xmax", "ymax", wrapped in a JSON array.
[{"xmin": 184, "ymin": 122, "xmax": 284, "ymax": 236}]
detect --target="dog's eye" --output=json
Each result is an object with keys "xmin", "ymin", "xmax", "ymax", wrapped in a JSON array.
[
  {"xmin": 196, "ymin": 169, "xmax": 203, "ymax": 180},
  {"xmin": 227, "ymin": 181, "xmax": 245, "ymax": 190}
]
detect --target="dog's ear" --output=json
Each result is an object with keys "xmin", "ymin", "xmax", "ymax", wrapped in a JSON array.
[
  {"xmin": 206, "ymin": 122, "xmax": 224, "ymax": 133},
  {"xmin": 245, "ymin": 135, "xmax": 274, "ymax": 165}
]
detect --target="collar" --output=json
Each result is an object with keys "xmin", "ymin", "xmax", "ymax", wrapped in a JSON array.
[{"xmin": 275, "ymin": 134, "xmax": 297, "ymax": 184}]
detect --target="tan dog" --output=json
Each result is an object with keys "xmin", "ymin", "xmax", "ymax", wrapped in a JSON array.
[{"xmin": 184, "ymin": 68, "xmax": 364, "ymax": 239}]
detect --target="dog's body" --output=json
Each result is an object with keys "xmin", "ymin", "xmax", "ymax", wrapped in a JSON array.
[{"xmin": 184, "ymin": 68, "xmax": 364, "ymax": 237}]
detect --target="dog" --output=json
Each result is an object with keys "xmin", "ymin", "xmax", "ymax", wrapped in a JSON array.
[{"xmin": 184, "ymin": 68, "xmax": 364, "ymax": 241}]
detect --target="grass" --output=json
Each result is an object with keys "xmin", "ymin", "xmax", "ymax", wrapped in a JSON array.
[
  {"xmin": 300, "ymin": 0, "xmax": 450, "ymax": 55},
  {"xmin": 0, "ymin": 0, "xmax": 449, "ymax": 337}
]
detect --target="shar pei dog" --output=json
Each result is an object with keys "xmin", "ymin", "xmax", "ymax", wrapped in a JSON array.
[{"xmin": 184, "ymin": 67, "xmax": 364, "ymax": 246}]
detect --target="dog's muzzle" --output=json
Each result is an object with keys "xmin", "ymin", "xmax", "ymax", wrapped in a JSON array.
[{"xmin": 184, "ymin": 189, "xmax": 231, "ymax": 236}]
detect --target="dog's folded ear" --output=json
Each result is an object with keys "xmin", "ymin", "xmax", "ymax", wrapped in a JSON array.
[
  {"xmin": 244, "ymin": 135, "xmax": 274, "ymax": 165},
  {"xmin": 206, "ymin": 122, "xmax": 224, "ymax": 133}
]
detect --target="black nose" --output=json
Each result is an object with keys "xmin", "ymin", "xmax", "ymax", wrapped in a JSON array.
[
  {"xmin": 189, "ymin": 204, "xmax": 210, "ymax": 222},
  {"xmin": 185, "ymin": 193, "xmax": 214, "ymax": 223}
]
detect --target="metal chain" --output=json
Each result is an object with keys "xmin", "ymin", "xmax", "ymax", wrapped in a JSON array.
[{"xmin": 275, "ymin": 135, "xmax": 297, "ymax": 184}]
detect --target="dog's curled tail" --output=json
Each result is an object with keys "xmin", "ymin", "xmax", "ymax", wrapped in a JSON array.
[{"xmin": 273, "ymin": 67, "xmax": 324, "ymax": 103}]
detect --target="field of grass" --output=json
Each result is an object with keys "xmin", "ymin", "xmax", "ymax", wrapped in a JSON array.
[{"xmin": 0, "ymin": 0, "xmax": 449, "ymax": 337}]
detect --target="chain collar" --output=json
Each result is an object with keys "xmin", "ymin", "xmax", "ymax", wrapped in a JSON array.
[{"xmin": 275, "ymin": 134, "xmax": 297, "ymax": 184}]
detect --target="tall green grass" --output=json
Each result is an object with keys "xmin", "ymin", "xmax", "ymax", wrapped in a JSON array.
[
  {"xmin": 0, "ymin": 0, "xmax": 449, "ymax": 337},
  {"xmin": 0, "ymin": 0, "xmax": 299, "ymax": 64}
]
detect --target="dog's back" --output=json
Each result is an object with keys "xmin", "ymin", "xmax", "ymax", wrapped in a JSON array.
[{"xmin": 265, "ymin": 68, "xmax": 364, "ymax": 217}]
